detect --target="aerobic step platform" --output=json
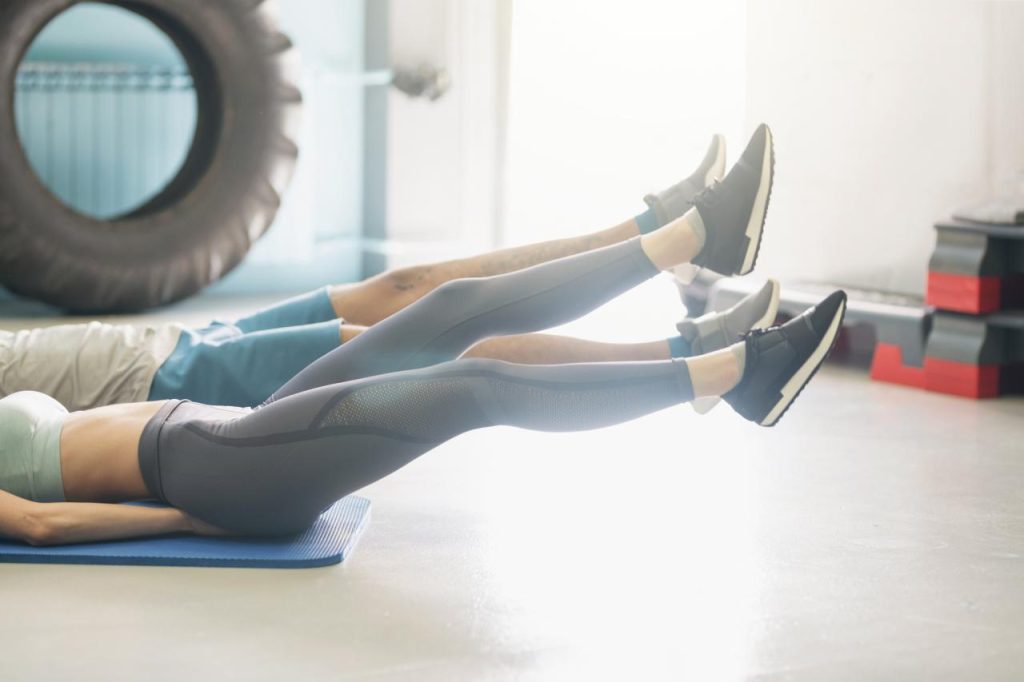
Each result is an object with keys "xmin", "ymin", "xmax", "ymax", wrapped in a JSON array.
[
  {"xmin": 927, "ymin": 219, "xmax": 1024, "ymax": 314},
  {"xmin": 705, "ymin": 279, "xmax": 1024, "ymax": 399},
  {"xmin": 921, "ymin": 310, "xmax": 1024, "ymax": 398},
  {"xmin": 0, "ymin": 496, "xmax": 371, "ymax": 569}
]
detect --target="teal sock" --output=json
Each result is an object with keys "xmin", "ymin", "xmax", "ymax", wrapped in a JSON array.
[
  {"xmin": 667, "ymin": 335, "xmax": 692, "ymax": 358},
  {"xmin": 635, "ymin": 208, "xmax": 660, "ymax": 234}
]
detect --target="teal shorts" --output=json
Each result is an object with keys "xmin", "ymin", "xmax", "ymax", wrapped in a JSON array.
[{"xmin": 148, "ymin": 287, "xmax": 342, "ymax": 407}]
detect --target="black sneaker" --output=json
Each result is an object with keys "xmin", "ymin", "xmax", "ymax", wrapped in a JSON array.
[
  {"xmin": 691, "ymin": 124, "xmax": 774, "ymax": 276},
  {"xmin": 678, "ymin": 278, "xmax": 780, "ymax": 415},
  {"xmin": 724, "ymin": 290, "xmax": 847, "ymax": 427},
  {"xmin": 642, "ymin": 134, "xmax": 726, "ymax": 226}
]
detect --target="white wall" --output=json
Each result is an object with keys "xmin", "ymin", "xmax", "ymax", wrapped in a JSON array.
[
  {"xmin": 988, "ymin": 1, "xmax": 1024, "ymax": 198},
  {"xmin": 504, "ymin": 0, "xmax": 747, "ymax": 245},
  {"xmin": 500, "ymin": 0, "xmax": 1024, "ymax": 297},
  {"xmin": 745, "ymin": 0, "xmax": 1024, "ymax": 295}
]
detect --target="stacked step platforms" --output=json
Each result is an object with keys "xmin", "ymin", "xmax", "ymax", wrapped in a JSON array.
[
  {"xmin": 921, "ymin": 310, "xmax": 1024, "ymax": 397},
  {"xmin": 922, "ymin": 219, "xmax": 1024, "ymax": 397},
  {"xmin": 927, "ymin": 220, "xmax": 1024, "ymax": 313}
]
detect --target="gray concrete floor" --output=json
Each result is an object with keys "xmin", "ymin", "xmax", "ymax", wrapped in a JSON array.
[{"xmin": 0, "ymin": 280, "xmax": 1022, "ymax": 681}]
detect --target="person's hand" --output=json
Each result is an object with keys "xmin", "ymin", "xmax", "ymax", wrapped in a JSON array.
[{"xmin": 183, "ymin": 512, "xmax": 233, "ymax": 537}]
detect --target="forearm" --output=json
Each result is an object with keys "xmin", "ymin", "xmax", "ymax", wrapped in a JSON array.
[{"xmin": 29, "ymin": 502, "xmax": 190, "ymax": 546}]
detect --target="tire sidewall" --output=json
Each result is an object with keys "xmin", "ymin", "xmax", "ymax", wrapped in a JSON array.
[{"xmin": 0, "ymin": 0, "xmax": 301, "ymax": 312}]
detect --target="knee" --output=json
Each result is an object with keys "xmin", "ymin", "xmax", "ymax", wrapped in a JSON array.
[
  {"xmin": 453, "ymin": 356, "xmax": 511, "ymax": 374},
  {"xmin": 430, "ymin": 276, "xmax": 492, "ymax": 309},
  {"xmin": 460, "ymin": 339, "xmax": 490, "ymax": 359}
]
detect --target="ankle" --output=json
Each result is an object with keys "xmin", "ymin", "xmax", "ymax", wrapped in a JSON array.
[
  {"xmin": 639, "ymin": 210, "xmax": 706, "ymax": 271},
  {"xmin": 686, "ymin": 346, "xmax": 743, "ymax": 398},
  {"xmin": 728, "ymin": 340, "xmax": 746, "ymax": 380},
  {"xmin": 634, "ymin": 208, "xmax": 660, "ymax": 235}
]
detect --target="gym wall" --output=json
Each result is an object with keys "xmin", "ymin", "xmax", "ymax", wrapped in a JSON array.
[
  {"xmin": 502, "ymin": 0, "xmax": 1024, "ymax": 298},
  {"xmin": 745, "ymin": 0, "xmax": 1024, "ymax": 296}
]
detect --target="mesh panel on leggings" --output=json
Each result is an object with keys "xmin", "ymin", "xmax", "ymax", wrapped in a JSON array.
[
  {"xmin": 315, "ymin": 370, "xmax": 684, "ymax": 440},
  {"xmin": 315, "ymin": 376, "xmax": 490, "ymax": 442}
]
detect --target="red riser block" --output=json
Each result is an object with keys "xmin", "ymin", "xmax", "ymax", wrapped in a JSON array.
[
  {"xmin": 871, "ymin": 344, "xmax": 1001, "ymax": 398},
  {"xmin": 923, "ymin": 357, "xmax": 1000, "ymax": 399},
  {"xmin": 926, "ymin": 272, "xmax": 1001, "ymax": 314},
  {"xmin": 870, "ymin": 342, "xmax": 926, "ymax": 388}
]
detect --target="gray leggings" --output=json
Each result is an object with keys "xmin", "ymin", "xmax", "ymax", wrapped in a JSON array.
[{"xmin": 138, "ymin": 237, "xmax": 697, "ymax": 535}]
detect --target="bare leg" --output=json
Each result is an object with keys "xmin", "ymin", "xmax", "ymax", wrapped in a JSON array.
[
  {"xmin": 462, "ymin": 335, "xmax": 671, "ymax": 363},
  {"xmin": 638, "ymin": 210, "xmax": 705, "ymax": 271},
  {"xmin": 685, "ymin": 346, "xmax": 743, "ymax": 397},
  {"xmin": 330, "ymin": 217, "xmax": 641, "ymax": 325},
  {"xmin": 328, "ymin": 209, "xmax": 706, "ymax": 363}
]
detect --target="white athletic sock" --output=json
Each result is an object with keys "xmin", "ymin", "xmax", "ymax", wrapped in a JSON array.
[
  {"xmin": 687, "ymin": 209, "xmax": 708, "ymax": 254},
  {"xmin": 729, "ymin": 340, "xmax": 746, "ymax": 378}
]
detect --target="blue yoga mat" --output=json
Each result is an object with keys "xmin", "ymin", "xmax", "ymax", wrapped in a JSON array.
[{"xmin": 0, "ymin": 496, "xmax": 371, "ymax": 569}]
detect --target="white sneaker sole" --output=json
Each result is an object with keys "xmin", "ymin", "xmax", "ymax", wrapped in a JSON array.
[
  {"xmin": 760, "ymin": 297, "xmax": 846, "ymax": 427},
  {"xmin": 738, "ymin": 127, "xmax": 774, "ymax": 276},
  {"xmin": 692, "ymin": 278, "xmax": 780, "ymax": 415}
]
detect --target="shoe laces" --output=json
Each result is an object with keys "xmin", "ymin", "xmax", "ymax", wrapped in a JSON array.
[
  {"xmin": 740, "ymin": 326, "xmax": 775, "ymax": 341},
  {"xmin": 739, "ymin": 325, "xmax": 785, "ymax": 351},
  {"xmin": 735, "ymin": 326, "xmax": 778, "ymax": 375},
  {"xmin": 693, "ymin": 180, "xmax": 723, "ymax": 207}
]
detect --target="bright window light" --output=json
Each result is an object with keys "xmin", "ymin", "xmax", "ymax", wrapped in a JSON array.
[{"xmin": 505, "ymin": 0, "xmax": 747, "ymax": 245}]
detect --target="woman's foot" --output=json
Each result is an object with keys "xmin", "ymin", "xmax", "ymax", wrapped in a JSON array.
[
  {"xmin": 690, "ymin": 124, "xmax": 774, "ymax": 276},
  {"xmin": 674, "ymin": 278, "xmax": 780, "ymax": 414},
  {"xmin": 675, "ymin": 278, "xmax": 781, "ymax": 356},
  {"xmin": 723, "ymin": 290, "xmax": 847, "ymax": 427},
  {"xmin": 642, "ymin": 134, "xmax": 727, "ymax": 227}
]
